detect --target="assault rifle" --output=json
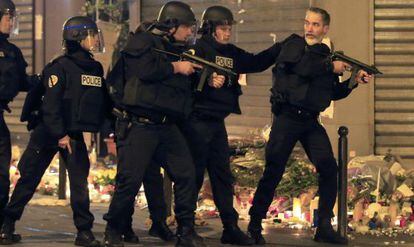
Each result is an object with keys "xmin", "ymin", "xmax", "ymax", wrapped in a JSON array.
[
  {"xmin": 153, "ymin": 48, "xmax": 238, "ymax": 91},
  {"xmin": 331, "ymin": 51, "xmax": 382, "ymax": 88}
]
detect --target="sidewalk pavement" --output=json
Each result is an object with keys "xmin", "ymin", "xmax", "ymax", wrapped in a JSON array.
[{"xmin": 5, "ymin": 198, "xmax": 414, "ymax": 247}]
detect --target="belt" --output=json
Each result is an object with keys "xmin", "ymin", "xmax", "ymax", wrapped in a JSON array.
[
  {"xmin": 281, "ymin": 105, "xmax": 319, "ymax": 119},
  {"xmin": 112, "ymin": 108, "xmax": 169, "ymax": 125},
  {"xmin": 130, "ymin": 115, "xmax": 169, "ymax": 125}
]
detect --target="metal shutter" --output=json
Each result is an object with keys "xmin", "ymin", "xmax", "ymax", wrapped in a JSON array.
[
  {"xmin": 141, "ymin": 0, "xmax": 309, "ymax": 136},
  {"xmin": 374, "ymin": 0, "xmax": 414, "ymax": 161},
  {"xmin": 5, "ymin": 0, "xmax": 34, "ymax": 144}
]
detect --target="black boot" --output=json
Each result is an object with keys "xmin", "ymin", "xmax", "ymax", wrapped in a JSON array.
[
  {"xmin": 149, "ymin": 221, "xmax": 175, "ymax": 241},
  {"xmin": 103, "ymin": 225, "xmax": 124, "ymax": 247},
  {"xmin": 247, "ymin": 219, "xmax": 265, "ymax": 245},
  {"xmin": 221, "ymin": 225, "xmax": 254, "ymax": 245},
  {"xmin": 175, "ymin": 226, "xmax": 205, "ymax": 247},
  {"xmin": 0, "ymin": 218, "xmax": 20, "ymax": 245},
  {"xmin": 122, "ymin": 227, "xmax": 139, "ymax": 244},
  {"xmin": 75, "ymin": 230, "xmax": 101, "ymax": 247},
  {"xmin": 314, "ymin": 218, "xmax": 348, "ymax": 245}
]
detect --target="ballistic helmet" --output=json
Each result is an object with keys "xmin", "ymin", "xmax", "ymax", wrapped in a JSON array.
[
  {"xmin": 0, "ymin": 0, "xmax": 18, "ymax": 36},
  {"xmin": 199, "ymin": 6, "xmax": 236, "ymax": 35},
  {"xmin": 62, "ymin": 16, "xmax": 105, "ymax": 53},
  {"xmin": 155, "ymin": 1, "xmax": 196, "ymax": 31},
  {"xmin": 0, "ymin": 0, "xmax": 15, "ymax": 18}
]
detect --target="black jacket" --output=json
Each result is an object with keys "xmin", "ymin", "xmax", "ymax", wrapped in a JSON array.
[
  {"xmin": 191, "ymin": 35, "xmax": 281, "ymax": 119},
  {"xmin": 0, "ymin": 33, "xmax": 31, "ymax": 109},
  {"xmin": 272, "ymin": 34, "xmax": 355, "ymax": 113},
  {"xmin": 120, "ymin": 31, "xmax": 194, "ymax": 121},
  {"xmin": 41, "ymin": 49, "xmax": 108, "ymax": 138}
]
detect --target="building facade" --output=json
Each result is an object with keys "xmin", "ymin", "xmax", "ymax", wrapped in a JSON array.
[{"xmin": 5, "ymin": 0, "xmax": 414, "ymax": 168}]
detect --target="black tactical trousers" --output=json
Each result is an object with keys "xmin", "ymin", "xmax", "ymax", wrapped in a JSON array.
[
  {"xmin": 104, "ymin": 122, "xmax": 196, "ymax": 231},
  {"xmin": 143, "ymin": 163, "xmax": 167, "ymax": 223},
  {"xmin": 179, "ymin": 117, "xmax": 239, "ymax": 228},
  {"xmin": 4, "ymin": 124, "xmax": 95, "ymax": 231},
  {"xmin": 249, "ymin": 111, "xmax": 338, "ymax": 221},
  {"xmin": 123, "ymin": 162, "xmax": 167, "ymax": 231},
  {"xmin": 0, "ymin": 113, "xmax": 11, "ymax": 226}
]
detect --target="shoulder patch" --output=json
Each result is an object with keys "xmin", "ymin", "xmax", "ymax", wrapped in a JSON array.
[{"xmin": 48, "ymin": 75, "xmax": 59, "ymax": 87}]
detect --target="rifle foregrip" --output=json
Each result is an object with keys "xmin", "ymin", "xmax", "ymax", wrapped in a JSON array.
[{"xmin": 348, "ymin": 68, "xmax": 359, "ymax": 89}]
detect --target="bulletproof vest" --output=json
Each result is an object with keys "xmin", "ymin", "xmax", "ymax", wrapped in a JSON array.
[
  {"xmin": 55, "ymin": 55, "xmax": 106, "ymax": 133},
  {"xmin": 272, "ymin": 34, "xmax": 336, "ymax": 112},
  {"xmin": 192, "ymin": 36, "xmax": 241, "ymax": 118},
  {"xmin": 121, "ymin": 33, "xmax": 194, "ymax": 119},
  {"xmin": 0, "ymin": 45, "xmax": 20, "ymax": 101}
]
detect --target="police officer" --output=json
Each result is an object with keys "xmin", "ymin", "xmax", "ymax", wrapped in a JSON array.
[
  {"xmin": 177, "ymin": 6, "xmax": 280, "ymax": 246},
  {"xmin": 247, "ymin": 7, "xmax": 372, "ymax": 245},
  {"xmin": 102, "ymin": 2, "xmax": 205, "ymax": 247},
  {"xmin": 0, "ymin": 16, "xmax": 107, "ymax": 247},
  {"xmin": 115, "ymin": 22, "xmax": 175, "ymax": 245},
  {"xmin": 0, "ymin": 0, "xmax": 37, "ymax": 243}
]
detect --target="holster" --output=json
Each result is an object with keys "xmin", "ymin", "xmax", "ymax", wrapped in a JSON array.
[
  {"xmin": 115, "ymin": 117, "xmax": 130, "ymax": 141},
  {"xmin": 112, "ymin": 108, "xmax": 131, "ymax": 140},
  {"xmin": 270, "ymin": 89, "xmax": 286, "ymax": 115}
]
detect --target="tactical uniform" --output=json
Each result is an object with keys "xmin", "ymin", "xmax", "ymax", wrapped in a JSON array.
[
  {"xmin": 103, "ymin": 2, "xmax": 201, "ymax": 247},
  {"xmin": 178, "ymin": 6, "xmax": 279, "ymax": 246},
  {"xmin": 119, "ymin": 23, "xmax": 174, "ymax": 244},
  {"xmin": 0, "ymin": 16, "xmax": 107, "ymax": 247},
  {"xmin": 0, "ymin": 32, "xmax": 28, "ymax": 232},
  {"xmin": 248, "ymin": 34, "xmax": 356, "ymax": 245},
  {"xmin": 0, "ymin": 0, "xmax": 34, "ymax": 236}
]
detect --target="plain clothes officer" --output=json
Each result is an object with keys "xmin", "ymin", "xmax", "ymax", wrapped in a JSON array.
[
  {"xmin": 247, "ymin": 7, "xmax": 373, "ymax": 245},
  {"xmin": 179, "ymin": 5, "xmax": 280, "ymax": 246},
  {"xmin": 0, "ymin": 16, "xmax": 107, "ymax": 247},
  {"xmin": 102, "ymin": 2, "xmax": 206, "ymax": 247}
]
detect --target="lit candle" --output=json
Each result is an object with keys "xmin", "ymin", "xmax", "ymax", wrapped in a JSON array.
[
  {"xmin": 395, "ymin": 219, "xmax": 400, "ymax": 227},
  {"xmin": 293, "ymin": 198, "xmax": 302, "ymax": 219},
  {"xmin": 389, "ymin": 202, "xmax": 399, "ymax": 226}
]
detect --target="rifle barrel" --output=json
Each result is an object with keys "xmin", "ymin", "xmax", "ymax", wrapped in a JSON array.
[
  {"xmin": 153, "ymin": 48, "xmax": 237, "ymax": 77},
  {"xmin": 333, "ymin": 51, "xmax": 382, "ymax": 74},
  {"xmin": 153, "ymin": 48, "xmax": 180, "ymax": 58}
]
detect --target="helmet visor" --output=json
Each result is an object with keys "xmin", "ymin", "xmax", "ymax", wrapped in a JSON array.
[
  {"xmin": 185, "ymin": 22, "xmax": 198, "ymax": 45},
  {"xmin": 0, "ymin": 9, "xmax": 19, "ymax": 36},
  {"xmin": 83, "ymin": 29, "xmax": 105, "ymax": 53}
]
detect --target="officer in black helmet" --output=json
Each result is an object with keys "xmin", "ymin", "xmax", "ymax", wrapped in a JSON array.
[
  {"xmin": 0, "ymin": 0, "xmax": 38, "ymax": 243},
  {"xmin": 0, "ymin": 16, "xmax": 108, "ymax": 247},
  {"xmin": 114, "ymin": 22, "xmax": 175, "ymax": 245},
  {"xmin": 102, "ymin": 1, "xmax": 206, "ymax": 247},
  {"xmin": 178, "ymin": 5, "xmax": 280, "ymax": 246}
]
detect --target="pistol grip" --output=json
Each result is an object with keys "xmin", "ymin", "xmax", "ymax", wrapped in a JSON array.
[{"xmin": 348, "ymin": 67, "xmax": 359, "ymax": 89}]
